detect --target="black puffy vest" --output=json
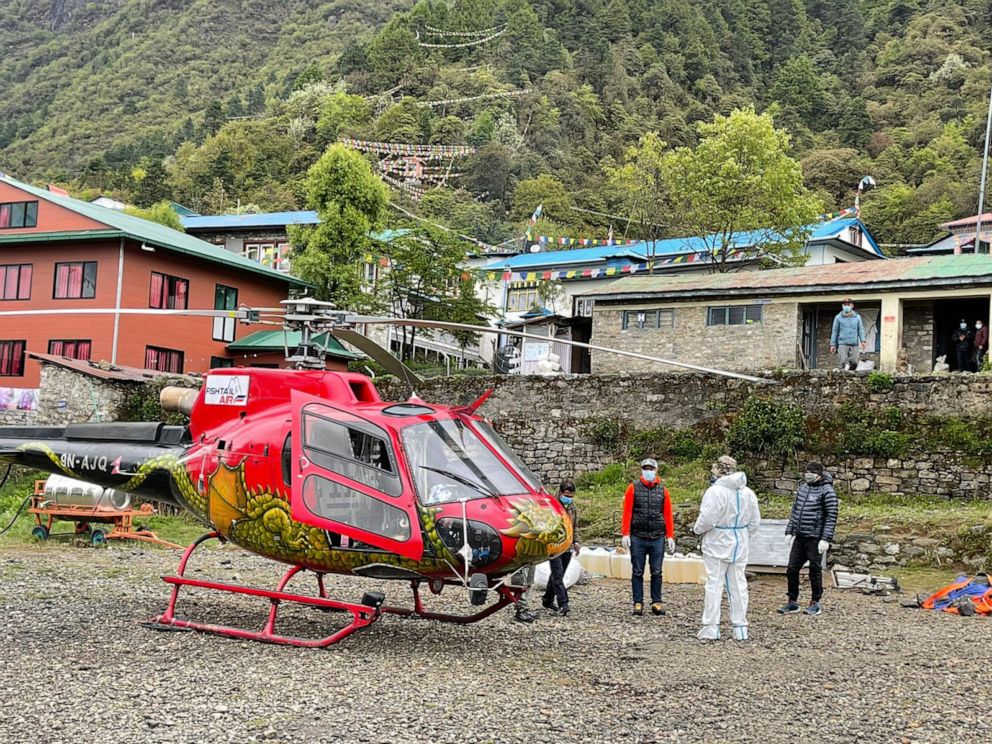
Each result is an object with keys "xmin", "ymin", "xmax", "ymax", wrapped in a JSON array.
[{"xmin": 630, "ymin": 479, "xmax": 666, "ymax": 539}]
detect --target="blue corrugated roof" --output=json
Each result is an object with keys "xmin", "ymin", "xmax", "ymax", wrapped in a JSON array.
[
  {"xmin": 484, "ymin": 217, "xmax": 882, "ymax": 270},
  {"xmin": 181, "ymin": 211, "xmax": 320, "ymax": 230}
]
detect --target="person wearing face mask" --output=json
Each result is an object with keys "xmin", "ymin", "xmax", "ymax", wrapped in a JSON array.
[
  {"xmin": 975, "ymin": 319, "xmax": 989, "ymax": 370},
  {"xmin": 779, "ymin": 462, "xmax": 838, "ymax": 616},
  {"xmin": 693, "ymin": 455, "xmax": 761, "ymax": 641},
  {"xmin": 954, "ymin": 319, "xmax": 974, "ymax": 372},
  {"xmin": 621, "ymin": 458, "xmax": 675, "ymax": 616},
  {"xmin": 542, "ymin": 481, "xmax": 579, "ymax": 616},
  {"xmin": 829, "ymin": 298, "xmax": 867, "ymax": 371}
]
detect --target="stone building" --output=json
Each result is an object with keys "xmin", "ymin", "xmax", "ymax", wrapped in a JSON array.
[{"xmin": 580, "ymin": 255, "xmax": 992, "ymax": 374}]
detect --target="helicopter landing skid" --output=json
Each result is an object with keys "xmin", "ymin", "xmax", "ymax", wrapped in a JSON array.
[
  {"xmin": 381, "ymin": 580, "xmax": 522, "ymax": 624},
  {"xmin": 144, "ymin": 532, "xmax": 383, "ymax": 648}
]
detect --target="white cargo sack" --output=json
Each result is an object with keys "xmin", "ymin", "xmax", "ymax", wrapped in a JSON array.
[
  {"xmin": 532, "ymin": 556, "xmax": 582, "ymax": 589},
  {"xmin": 855, "ymin": 360, "xmax": 875, "ymax": 371}
]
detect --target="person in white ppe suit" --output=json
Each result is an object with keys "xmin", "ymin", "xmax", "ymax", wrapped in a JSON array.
[{"xmin": 693, "ymin": 455, "xmax": 761, "ymax": 641}]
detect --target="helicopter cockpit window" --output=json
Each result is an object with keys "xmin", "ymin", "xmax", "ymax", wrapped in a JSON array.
[
  {"xmin": 472, "ymin": 419, "xmax": 543, "ymax": 491},
  {"xmin": 302, "ymin": 474, "xmax": 410, "ymax": 541},
  {"xmin": 381, "ymin": 403, "xmax": 436, "ymax": 417},
  {"xmin": 401, "ymin": 418, "xmax": 530, "ymax": 505},
  {"xmin": 281, "ymin": 433, "xmax": 292, "ymax": 487},
  {"xmin": 302, "ymin": 404, "xmax": 402, "ymax": 497}
]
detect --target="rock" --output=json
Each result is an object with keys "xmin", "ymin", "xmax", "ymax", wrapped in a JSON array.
[
  {"xmin": 912, "ymin": 538, "xmax": 941, "ymax": 548},
  {"xmin": 850, "ymin": 478, "xmax": 871, "ymax": 492},
  {"xmin": 883, "ymin": 543, "xmax": 900, "ymax": 556},
  {"xmin": 859, "ymin": 542, "xmax": 882, "ymax": 555}
]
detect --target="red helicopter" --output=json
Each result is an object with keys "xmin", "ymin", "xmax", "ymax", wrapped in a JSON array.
[{"xmin": 0, "ymin": 298, "xmax": 765, "ymax": 647}]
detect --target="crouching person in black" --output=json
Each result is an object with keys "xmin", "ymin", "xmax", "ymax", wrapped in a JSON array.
[{"xmin": 779, "ymin": 462, "xmax": 838, "ymax": 616}]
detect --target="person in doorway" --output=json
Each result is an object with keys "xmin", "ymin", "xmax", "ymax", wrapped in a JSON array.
[
  {"xmin": 974, "ymin": 319, "xmax": 988, "ymax": 370},
  {"xmin": 829, "ymin": 298, "xmax": 867, "ymax": 371},
  {"xmin": 621, "ymin": 458, "xmax": 676, "ymax": 616},
  {"xmin": 543, "ymin": 480, "xmax": 579, "ymax": 616},
  {"xmin": 954, "ymin": 320, "xmax": 974, "ymax": 372},
  {"xmin": 779, "ymin": 462, "xmax": 838, "ymax": 616},
  {"xmin": 693, "ymin": 456, "xmax": 761, "ymax": 641}
]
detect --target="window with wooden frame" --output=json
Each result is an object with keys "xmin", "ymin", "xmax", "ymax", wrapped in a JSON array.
[
  {"xmin": 0, "ymin": 340, "xmax": 26, "ymax": 376},
  {"xmin": 0, "ymin": 201, "xmax": 38, "ymax": 229},
  {"xmin": 0, "ymin": 264, "xmax": 32, "ymax": 300},
  {"xmin": 149, "ymin": 272, "xmax": 189, "ymax": 310},
  {"xmin": 144, "ymin": 346, "xmax": 184, "ymax": 374},
  {"xmin": 706, "ymin": 305, "xmax": 763, "ymax": 326},
  {"xmin": 48, "ymin": 340, "xmax": 92, "ymax": 360},
  {"xmin": 53, "ymin": 262, "xmax": 97, "ymax": 299},
  {"xmin": 622, "ymin": 308, "xmax": 675, "ymax": 330}
]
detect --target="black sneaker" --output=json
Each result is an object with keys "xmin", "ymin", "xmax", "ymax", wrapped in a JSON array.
[
  {"xmin": 632, "ymin": 602, "xmax": 644, "ymax": 616},
  {"xmin": 541, "ymin": 599, "xmax": 557, "ymax": 611},
  {"xmin": 552, "ymin": 605, "xmax": 570, "ymax": 617},
  {"xmin": 778, "ymin": 601, "xmax": 801, "ymax": 615},
  {"xmin": 513, "ymin": 608, "xmax": 538, "ymax": 623},
  {"xmin": 651, "ymin": 602, "xmax": 666, "ymax": 616}
]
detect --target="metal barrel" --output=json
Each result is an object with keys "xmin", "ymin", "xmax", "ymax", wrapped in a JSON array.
[{"xmin": 42, "ymin": 474, "xmax": 133, "ymax": 511}]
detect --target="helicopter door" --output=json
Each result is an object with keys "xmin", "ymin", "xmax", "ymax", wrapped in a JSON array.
[{"xmin": 289, "ymin": 391, "xmax": 423, "ymax": 560}]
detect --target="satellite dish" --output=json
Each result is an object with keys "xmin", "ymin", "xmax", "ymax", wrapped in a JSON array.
[{"xmin": 529, "ymin": 244, "xmax": 541, "ymax": 253}]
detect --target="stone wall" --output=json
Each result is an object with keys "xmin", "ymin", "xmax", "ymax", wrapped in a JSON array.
[
  {"xmin": 589, "ymin": 300, "xmax": 801, "ymax": 374},
  {"xmin": 751, "ymin": 453, "xmax": 992, "ymax": 500},
  {"xmin": 0, "ymin": 363, "xmax": 144, "ymax": 427},
  {"xmin": 382, "ymin": 371, "xmax": 992, "ymax": 495}
]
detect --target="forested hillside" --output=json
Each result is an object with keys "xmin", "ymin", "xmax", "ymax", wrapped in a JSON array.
[{"xmin": 3, "ymin": 0, "xmax": 992, "ymax": 245}]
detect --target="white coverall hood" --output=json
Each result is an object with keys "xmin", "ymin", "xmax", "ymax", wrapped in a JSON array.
[{"xmin": 713, "ymin": 471, "xmax": 748, "ymax": 491}]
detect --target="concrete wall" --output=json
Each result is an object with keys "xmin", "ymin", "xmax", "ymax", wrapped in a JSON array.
[
  {"xmin": 380, "ymin": 371, "xmax": 992, "ymax": 498},
  {"xmin": 590, "ymin": 300, "xmax": 801, "ymax": 374}
]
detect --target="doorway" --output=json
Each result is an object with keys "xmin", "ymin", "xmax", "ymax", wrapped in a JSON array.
[
  {"xmin": 801, "ymin": 309, "xmax": 817, "ymax": 369},
  {"xmin": 933, "ymin": 297, "xmax": 989, "ymax": 372}
]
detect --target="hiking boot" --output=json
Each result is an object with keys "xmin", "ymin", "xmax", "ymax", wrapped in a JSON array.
[
  {"xmin": 778, "ymin": 601, "xmax": 801, "ymax": 614},
  {"xmin": 553, "ymin": 605, "xmax": 570, "ymax": 617},
  {"xmin": 651, "ymin": 602, "xmax": 666, "ymax": 616},
  {"xmin": 804, "ymin": 602, "xmax": 822, "ymax": 616},
  {"xmin": 541, "ymin": 599, "xmax": 557, "ymax": 611},
  {"xmin": 632, "ymin": 602, "xmax": 644, "ymax": 616},
  {"xmin": 513, "ymin": 608, "xmax": 538, "ymax": 623}
]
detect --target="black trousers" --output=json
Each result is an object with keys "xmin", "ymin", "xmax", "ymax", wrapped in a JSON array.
[
  {"xmin": 786, "ymin": 536, "xmax": 823, "ymax": 602},
  {"xmin": 543, "ymin": 550, "xmax": 572, "ymax": 609}
]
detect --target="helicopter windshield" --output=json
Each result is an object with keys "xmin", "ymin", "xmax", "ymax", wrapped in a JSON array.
[{"xmin": 402, "ymin": 418, "xmax": 531, "ymax": 505}]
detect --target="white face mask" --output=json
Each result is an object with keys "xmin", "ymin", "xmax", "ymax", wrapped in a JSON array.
[
  {"xmin": 641, "ymin": 469, "xmax": 656, "ymax": 481},
  {"xmin": 804, "ymin": 472, "xmax": 820, "ymax": 484},
  {"xmin": 977, "ymin": 324, "xmax": 983, "ymax": 330}
]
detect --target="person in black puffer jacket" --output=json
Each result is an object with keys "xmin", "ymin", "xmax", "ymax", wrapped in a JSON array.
[{"xmin": 778, "ymin": 461, "xmax": 838, "ymax": 617}]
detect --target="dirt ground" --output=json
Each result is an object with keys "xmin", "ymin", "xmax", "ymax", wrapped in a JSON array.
[{"xmin": 0, "ymin": 544, "xmax": 989, "ymax": 744}]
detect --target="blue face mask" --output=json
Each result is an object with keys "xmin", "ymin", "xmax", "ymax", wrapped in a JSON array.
[
  {"xmin": 559, "ymin": 495, "xmax": 573, "ymax": 506},
  {"xmin": 641, "ymin": 469, "xmax": 656, "ymax": 481}
]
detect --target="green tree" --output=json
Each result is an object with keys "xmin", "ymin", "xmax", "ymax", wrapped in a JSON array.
[
  {"xmin": 290, "ymin": 144, "xmax": 388, "ymax": 311},
  {"xmin": 124, "ymin": 202, "xmax": 184, "ymax": 231},
  {"xmin": 664, "ymin": 108, "xmax": 822, "ymax": 271},
  {"xmin": 316, "ymin": 92, "xmax": 372, "ymax": 148},
  {"xmin": 366, "ymin": 22, "xmax": 423, "ymax": 91},
  {"xmin": 511, "ymin": 175, "xmax": 572, "ymax": 223},
  {"xmin": 381, "ymin": 226, "xmax": 478, "ymax": 361},
  {"xmin": 605, "ymin": 131, "xmax": 669, "ymax": 270}
]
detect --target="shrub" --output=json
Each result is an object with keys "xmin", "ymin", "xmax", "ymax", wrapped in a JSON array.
[
  {"xmin": 670, "ymin": 429, "xmax": 704, "ymax": 460},
  {"xmin": 866, "ymin": 370, "xmax": 894, "ymax": 393},
  {"xmin": 726, "ymin": 396, "xmax": 805, "ymax": 455},
  {"xmin": 589, "ymin": 418, "xmax": 629, "ymax": 448}
]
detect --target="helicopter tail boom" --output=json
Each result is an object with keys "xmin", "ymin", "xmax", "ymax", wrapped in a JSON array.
[{"xmin": 0, "ymin": 423, "xmax": 189, "ymax": 506}]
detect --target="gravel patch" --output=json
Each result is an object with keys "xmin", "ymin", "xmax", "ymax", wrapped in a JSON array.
[{"xmin": 1, "ymin": 545, "xmax": 989, "ymax": 744}]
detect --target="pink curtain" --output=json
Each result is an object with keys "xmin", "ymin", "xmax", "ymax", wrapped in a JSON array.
[
  {"xmin": 17, "ymin": 266, "xmax": 30, "ymax": 299},
  {"xmin": 145, "ymin": 348, "xmax": 158, "ymax": 369},
  {"xmin": 50, "ymin": 341, "xmax": 64, "ymax": 356},
  {"xmin": 0, "ymin": 343, "xmax": 9, "ymax": 374},
  {"xmin": 0, "ymin": 205, "xmax": 10, "ymax": 228},
  {"xmin": 4, "ymin": 268, "xmax": 18, "ymax": 299},
  {"xmin": 68, "ymin": 264, "xmax": 82, "ymax": 296},
  {"xmin": 55, "ymin": 264, "xmax": 69, "ymax": 297},
  {"xmin": 77, "ymin": 341, "xmax": 92, "ymax": 360},
  {"xmin": 175, "ymin": 279, "xmax": 188, "ymax": 309},
  {"xmin": 149, "ymin": 272, "xmax": 164, "ymax": 308},
  {"xmin": 0, "ymin": 267, "xmax": 6, "ymax": 299}
]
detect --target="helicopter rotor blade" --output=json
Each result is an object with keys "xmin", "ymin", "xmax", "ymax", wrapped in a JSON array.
[
  {"xmin": 348, "ymin": 316, "xmax": 773, "ymax": 384},
  {"xmin": 0, "ymin": 307, "xmax": 284, "ymax": 319},
  {"xmin": 328, "ymin": 327, "xmax": 423, "ymax": 386}
]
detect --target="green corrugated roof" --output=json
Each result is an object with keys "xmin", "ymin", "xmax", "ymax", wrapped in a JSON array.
[
  {"xmin": 0, "ymin": 175, "xmax": 309, "ymax": 287},
  {"xmin": 582, "ymin": 254, "xmax": 992, "ymax": 299},
  {"xmin": 227, "ymin": 330, "xmax": 362, "ymax": 359}
]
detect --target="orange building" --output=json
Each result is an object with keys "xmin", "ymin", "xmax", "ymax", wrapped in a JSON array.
[{"xmin": 0, "ymin": 175, "xmax": 354, "ymax": 389}]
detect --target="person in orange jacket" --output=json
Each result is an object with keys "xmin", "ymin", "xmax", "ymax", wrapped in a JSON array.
[{"xmin": 621, "ymin": 458, "xmax": 676, "ymax": 616}]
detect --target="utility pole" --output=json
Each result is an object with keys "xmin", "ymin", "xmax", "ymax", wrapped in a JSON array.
[{"xmin": 975, "ymin": 77, "xmax": 992, "ymax": 254}]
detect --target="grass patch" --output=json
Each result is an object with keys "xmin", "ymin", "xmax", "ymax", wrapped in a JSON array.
[
  {"xmin": 0, "ymin": 465, "xmax": 204, "ymax": 549},
  {"xmin": 573, "ymin": 460, "xmax": 992, "ymax": 544}
]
